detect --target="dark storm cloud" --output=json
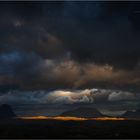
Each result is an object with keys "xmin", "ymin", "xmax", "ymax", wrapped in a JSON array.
[
  {"xmin": 0, "ymin": 1, "xmax": 140, "ymax": 89},
  {"xmin": 44, "ymin": 1, "xmax": 140, "ymax": 69}
]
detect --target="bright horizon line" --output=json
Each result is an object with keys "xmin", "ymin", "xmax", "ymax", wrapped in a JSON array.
[{"xmin": 17, "ymin": 116, "xmax": 129, "ymax": 121}]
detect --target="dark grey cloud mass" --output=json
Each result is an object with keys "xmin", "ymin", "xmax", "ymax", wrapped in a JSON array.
[{"xmin": 0, "ymin": 1, "xmax": 140, "ymax": 90}]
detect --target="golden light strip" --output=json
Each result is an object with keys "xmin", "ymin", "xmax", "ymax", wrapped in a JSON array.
[{"xmin": 18, "ymin": 116, "xmax": 127, "ymax": 121}]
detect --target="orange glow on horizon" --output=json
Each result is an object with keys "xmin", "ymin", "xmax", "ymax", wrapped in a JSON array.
[{"xmin": 18, "ymin": 116, "xmax": 127, "ymax": 121}]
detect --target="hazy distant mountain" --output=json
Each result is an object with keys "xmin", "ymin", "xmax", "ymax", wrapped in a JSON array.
[
  {"xmin": 0, "ymin": 104, "xmax": 16, "ymax": 119},
  {"xmin": 122, "ymin": 110, "xmax": 140, "ymax": 119},
  {"xmin": 60, "ymin": 107, "xmax": 105, "ymax": 118}
]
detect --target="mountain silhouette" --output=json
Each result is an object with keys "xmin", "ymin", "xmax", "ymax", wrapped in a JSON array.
[
  {"xmin": 0, "ymin": 104, "xmax": 16, "ymax": 119},
  {"xmin": 60, "ymin": 107, "xmax": 105, "ymax": 118},
  {"xmin": 122, "ymin": 109, "xmax": 140, "ymax": 119}
]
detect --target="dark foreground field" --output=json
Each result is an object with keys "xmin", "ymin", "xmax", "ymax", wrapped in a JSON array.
[{"xmin": 0, "ymin": 119, "xmax": 140, "ymax": 139}]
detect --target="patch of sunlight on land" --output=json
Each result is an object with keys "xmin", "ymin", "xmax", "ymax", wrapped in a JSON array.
[{"xmin": 18, "ymin": 116, "xmax": 127, "ymax": 121}]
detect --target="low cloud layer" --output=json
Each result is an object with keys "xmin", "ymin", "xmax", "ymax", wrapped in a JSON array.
[
  {"xmin": 108, "ymin": 91, "xmax": 136, "ymax": 101},
  {"xmin": 0, "ymin": 88, "xmax": 138, "ymax": 105},
  {"xmin": 0, "ymin": 89, "xmax": 93, "ymax": 105},
  {"xmin": 0, "ymin": 88, "xmax": 139, "ymax": 116}
]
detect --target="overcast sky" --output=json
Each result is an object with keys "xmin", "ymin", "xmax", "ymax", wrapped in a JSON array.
[
  {"xmin": 0, "ymin": 1, "xmax": 140, "ymax": 90},
  {"xmin": 0, "ymin": 1, "xmax": 140, "ymax": 116}
]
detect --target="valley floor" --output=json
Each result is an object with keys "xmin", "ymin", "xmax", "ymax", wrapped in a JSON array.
[{"xmin": 0, "ymin": 119, "xmax": 140, "ymax": 138}]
